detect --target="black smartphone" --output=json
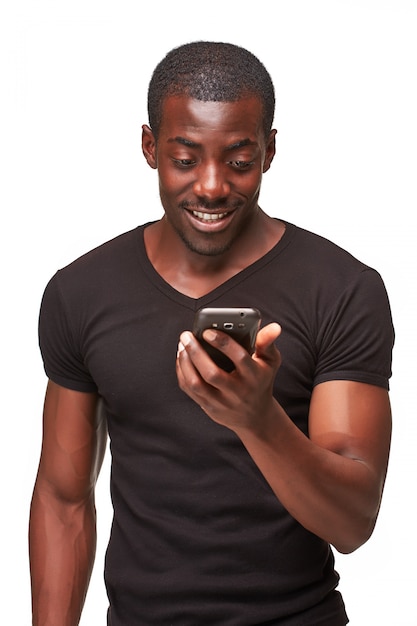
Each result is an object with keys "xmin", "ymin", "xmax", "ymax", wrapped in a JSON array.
[{"xmin": 193, "ymin": 307, "xmax": 261, "ymax": 372}]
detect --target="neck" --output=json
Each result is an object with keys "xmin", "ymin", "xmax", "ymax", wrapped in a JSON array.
[{"xmin": 144, "ymin": 211, "xmax": 285, "ymax": 298}]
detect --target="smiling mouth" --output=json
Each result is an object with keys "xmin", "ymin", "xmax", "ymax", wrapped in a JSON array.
[{"xmin": 192, "ymin": 210, "xmax": 230, "ymax": 221}]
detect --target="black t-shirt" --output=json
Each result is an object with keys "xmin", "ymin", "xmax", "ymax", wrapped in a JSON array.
[{"xmin": 39, "ymin": 221, "xmax": 394, "ymax": 625}]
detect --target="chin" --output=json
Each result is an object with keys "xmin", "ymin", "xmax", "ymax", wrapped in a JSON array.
[
  {"xmin": 180, "ymin": 233, "xmax": 232, "ymax": 257},
  {"xmin": 175, "ymin": 228, "xmax": 233, "ymax": 256},
  {"xmin": 183, "ymin": 240, "xmax": 231, "ymax": 256}
]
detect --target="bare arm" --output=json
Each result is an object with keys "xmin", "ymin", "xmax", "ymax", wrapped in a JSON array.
[
  {"xmin": 29, "ymin": 381, "xmax": 107, "ymax": 626},
  {"xmin": 176, "ymin": 324, "xmax": 392, "ymax": 554}
]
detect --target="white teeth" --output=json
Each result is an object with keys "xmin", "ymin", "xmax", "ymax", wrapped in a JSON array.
[{"xmin": 192, "ymin": 211, "xmax": 228, "ymax": 221}]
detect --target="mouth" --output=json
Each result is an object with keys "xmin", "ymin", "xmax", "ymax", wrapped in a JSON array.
[{"xmin": 191, "ymin": 210, "xmax": 230, "ymax": 222}]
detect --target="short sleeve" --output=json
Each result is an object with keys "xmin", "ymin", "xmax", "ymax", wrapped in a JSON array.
[
  {"xmin": 314, "ymin": 269, "xmax": 394, "ymax": 390},
  {"xmin": 38, "ymin": 272, "xmax": 98, "ymax": 393}
]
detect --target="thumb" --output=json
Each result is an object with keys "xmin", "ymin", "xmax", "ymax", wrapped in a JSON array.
[{"xmin": 254, "ymin": 322, "xmax": 281, "ymax": 360}]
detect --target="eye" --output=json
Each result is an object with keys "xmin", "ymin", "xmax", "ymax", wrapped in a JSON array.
[
  {"xmin": 172, "ymin": 158, "xmax": 196, "ymax": 168},
  {"xmin": 229, "ymin": 160, "xmax": 255, "ymax": 170}
]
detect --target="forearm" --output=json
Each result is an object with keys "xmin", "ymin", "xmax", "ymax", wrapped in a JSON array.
[
  {"xmin": 177, "ymin": 326, "xmax": 390, "ymax": 554},
  {"xmin": 29, "ymin": 485, "xmax": 97, "ymax": 626},
  {"xmin": 235, "ymin": 400, "xmax": 383, "ymax": 554}
]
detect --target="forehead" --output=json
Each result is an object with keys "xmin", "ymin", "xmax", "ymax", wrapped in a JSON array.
[{"xmin": 158, "ymin": 95, "xmax": 265, "ymax": 143}]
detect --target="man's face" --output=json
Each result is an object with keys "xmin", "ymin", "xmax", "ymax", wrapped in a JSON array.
[{"xmin": 142, "ymin": 95, "xmax": 275, "ymax": 257}]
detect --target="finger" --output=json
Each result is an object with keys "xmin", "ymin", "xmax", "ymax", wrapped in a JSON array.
[
  {"xmin": 254, "ymin": 323, "xmax": 282, "ymax": 362},
  {"xmin": 201, "ymin": 328, "xmax": 252, "ymax": 372},
  {"xmin": 176, "ymin": 334, "xmax": 228, "ymax": 416},
  {"xmin": 176, "ymin": 336, "xmax": 205, "ymax": 397},
  {"xmin": 178, "ymin": 331, "xmax": 227, "ymax": 387}
]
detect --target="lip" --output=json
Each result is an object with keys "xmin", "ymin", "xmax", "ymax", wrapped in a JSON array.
[
  {"xmin": 185, "ymin": 208, "xmax": 236, "ymax": 232},
  {"xmin": 192, "ymin": 209, "xmax": 229, "ymax": 221}
]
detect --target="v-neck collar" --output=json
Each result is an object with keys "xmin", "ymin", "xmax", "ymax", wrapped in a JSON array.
[{"xmin": 136, "ymin": 219, "xmax": 296, "ymax": 312}]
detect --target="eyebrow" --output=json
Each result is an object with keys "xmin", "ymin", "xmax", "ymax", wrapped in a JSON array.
[
  {"xmin": 168, "ymin": 136, "xmax": 201, "ymax": 148},
  {"xmin": 225, "ymin": 138, "xmax": 257, "ymax": 151},
  {"xmin": 167, "ymin": 136, "xmax": 257, "ymax": 151}
]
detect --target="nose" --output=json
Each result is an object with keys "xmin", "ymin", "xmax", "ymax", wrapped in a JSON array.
[{"xmin": 192, "ymin": 161, "xmax": 230, "ymax": 200}]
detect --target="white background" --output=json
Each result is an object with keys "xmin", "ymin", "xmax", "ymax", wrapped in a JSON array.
[{"xmin": 1, "ymin": 1, "xmax": 416, "ymax": 624}]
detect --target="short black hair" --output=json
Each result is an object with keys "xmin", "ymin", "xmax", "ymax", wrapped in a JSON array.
[{"xmin": 147, "ymin": 41, "xmax": 275, "ymax": 140}]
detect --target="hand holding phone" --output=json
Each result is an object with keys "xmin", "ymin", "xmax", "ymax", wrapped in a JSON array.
[{"xmin": 193, "ymin": 307, "xmax": 261, "ymax": 372}]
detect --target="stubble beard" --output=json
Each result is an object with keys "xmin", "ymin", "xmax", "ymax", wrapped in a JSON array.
[
  {"xmin": 172, "ymin": 198, "xmax": 255, "ymax": 257},
  {"xmin": 177, "ymin": 230, "xmax": 232, "ymax": 257}
]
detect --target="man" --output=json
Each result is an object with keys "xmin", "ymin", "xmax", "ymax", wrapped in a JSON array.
[{"xmin": 30, "ymin": 42, "xmax": 394, "ymax": 625}]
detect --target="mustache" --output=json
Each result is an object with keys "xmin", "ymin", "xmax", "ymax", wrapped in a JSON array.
[{"xmin": 179, "ymin": 199, "xmax": 242, "ymax": 211}]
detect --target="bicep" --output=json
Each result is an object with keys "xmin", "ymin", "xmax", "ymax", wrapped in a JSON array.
[
  {"xmin": 309, "ymin": 380, "xmax": 392, "ymax": 484},
  {"xmin": 36, "ymin": 380, "xmax": 107, "ymax": 502}
]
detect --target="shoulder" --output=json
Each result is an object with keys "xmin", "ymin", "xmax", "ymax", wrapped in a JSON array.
[
  {"xmin": 277, "ymin": 221, "xmax": 393, "ymax": 330},
  {"xmin": 62, "ymin": 225, "xmax": 144, "ymax": 273},
  {"xmin": 40, "ymin": 225, "xmax": 151, "ymax": 318},
  {"xmin": 281, "ymin": 221, "xmax": 382, "ymax": 288},
  {"xmin": 285, "ymin": 222, "xmax": 367, "ymax": 268},
  {"xmin": 48, "ymin": 225, "xmax": 150, "ymax": 293}
]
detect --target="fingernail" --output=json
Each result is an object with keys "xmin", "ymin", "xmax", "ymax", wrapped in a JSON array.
[
  {"xmin": 203, "ymin": 329, "xmax": 217, "ymax": 341},
  {"xmin": 180, "ymin": 331, "xmax": 192, "ymax": 346}
]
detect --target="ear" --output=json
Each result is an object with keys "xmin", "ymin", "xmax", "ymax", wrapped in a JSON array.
[
  {"xmin": 262, "ymin": 129, "xmax": 277, "ymax": 173},
  {"xmin": 142, "ymin": 124, "xmax": 157, "ymax": 169}
]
